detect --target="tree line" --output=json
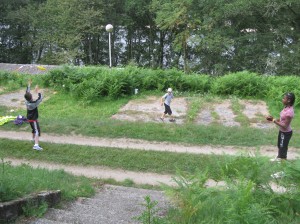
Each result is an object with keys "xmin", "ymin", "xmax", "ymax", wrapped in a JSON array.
[{"xmin": 0, "ymin": 0, "xmax": 299, "ymax": 75}]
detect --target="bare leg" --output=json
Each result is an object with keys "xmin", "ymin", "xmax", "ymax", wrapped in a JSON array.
[{"xmin": 34, "ymin": 135, "xmax": 39, "ymax": 145}]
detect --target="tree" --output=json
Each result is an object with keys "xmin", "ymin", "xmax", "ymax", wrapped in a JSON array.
[
  {"xmin": 33, "ymin": 0, "xmax": 104, "ymax": 65},
  {"xmin": 151, "ymin": 0, "xmax": 200, "ymax": 73},
  {"xmin": 0, "ymin": 0, "xmax": 44, "ymax": 63}
]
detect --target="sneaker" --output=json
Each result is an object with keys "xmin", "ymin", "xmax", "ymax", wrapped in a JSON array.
[
  {"xmin": 270, "ymin": 158, "xmax": 282, "ymax": 162},
  {"xmin": 33, "ymin": 145, "xmax": 43, "ymax": 151},
  {"xmin": 160, "ymin": 117, "xmax": 164, "ymax": 122},
  {"xmin": 169, "ymin": 118, "xmax": 176, "ymax": 122},
  {"xmin": 271, "ymin": 171, "xmax": 285, "ymax": 179}
]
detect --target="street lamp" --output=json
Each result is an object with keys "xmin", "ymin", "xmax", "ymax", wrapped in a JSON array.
[{"xmin": 105, "ymin": 24, "xmax": 113, "ymax": 67}]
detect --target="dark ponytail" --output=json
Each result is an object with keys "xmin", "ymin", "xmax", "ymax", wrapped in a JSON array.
[{"xmin": 285, "ymin": 92, "xmax": 295, "ymax": 106}]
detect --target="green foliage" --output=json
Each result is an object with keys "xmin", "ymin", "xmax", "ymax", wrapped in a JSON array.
[
  {"xmin": 180, "ymin": 74, "xmax": 211, "ymax": 93},
  {"xmin": 264, "ymin": 76, "xmax": 300, "ymax": 107},
  {"xmin": 211, "ymin": 71, "xmax": 267, "ymax": 98},
  {"xmin": 0, "ymin": 161, "xmax": 94, "ymax": 202},
  {"xmin": 0, "ymin": 138, "xmax": 232, "ymax": 177},
  {"xmin": 1, "ymin": 67, "xmax": 299, "ymax": 105},
  {"xmin": 22, "ymin": 201, "xmax": 48, "ymax": 218},
  {"xmin": 0, "ymin": 71, "xmax": 27, "ymax": 92},
  {"xmin": 134, "ymin": 195, "xmax": 166, "ymax": 224},
  {"xmin": 163, "ymin": 157, "xmax": 300, "ymax": 223},
  {"xmin": 1, "ymin": 0, "xmax": 300, "ymax": 74},
  {"xmin": 0, "ymin": 71, "xmax": 45, "ymax": 93},
  {"xmin": 42, "ymin": 66, "xmax": 213, "ymax": 100},
  {"xmin": 40, "ymin": 67, "xmax": 300, "ymax": 107}
]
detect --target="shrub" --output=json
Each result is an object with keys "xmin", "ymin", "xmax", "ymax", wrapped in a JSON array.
[
  {"xmin": 2, "ymin": 65, "xmax": 300, "ymax": 106},
  {"xmin": 264, "ymin": 76, "xmax": 300, "ymax": 107},
  {"xmin": 211, "ymin": 71, "xmax": 267, "ymax": 98},
  {"xmin": 162, "ymin": 157, "xmax": 300, "ymax": 223}
]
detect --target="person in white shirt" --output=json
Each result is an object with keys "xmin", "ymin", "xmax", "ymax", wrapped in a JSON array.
[{"xmin": 160, "ymin": 88, "xmax": 175, "ymax": 122}]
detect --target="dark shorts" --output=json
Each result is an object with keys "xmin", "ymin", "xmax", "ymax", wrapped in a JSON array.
[
  {"xmin": 277, "ymin": 130, "xmax": 292, "ymax": 159},
  {"xmin": 29, "ymin": 120, "xmax": 41, "ymax": 137},
  {"xmin": 164, "ymin": 103, "xmax": 172, "ymax": 115}
]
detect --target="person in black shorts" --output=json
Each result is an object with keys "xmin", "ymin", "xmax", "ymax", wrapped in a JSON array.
[
  {"xmin": 24, "ymin": 79, "xmax": 43, "ymax": 151},
  {"xmin": 267, "ymin": 92, "xmax": 295, "ymax": 161},
  {"xmin": 160, "ymin": 88, "xmax": 175, "ymax": 122}
]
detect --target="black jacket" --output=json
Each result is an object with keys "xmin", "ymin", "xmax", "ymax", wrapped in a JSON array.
[{"xmin": 25, "ymin": 86, "xmax": 43, "ymax": 120}]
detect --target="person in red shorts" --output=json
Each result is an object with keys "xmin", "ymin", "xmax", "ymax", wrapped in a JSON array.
[{"xmin": 24, "ymin": 79, "xmax": 43, "ymax": 151}]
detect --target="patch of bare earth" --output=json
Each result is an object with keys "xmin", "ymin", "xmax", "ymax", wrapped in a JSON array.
[
  {"xmin": 111, "ymin": 96, "xmax": 273, "ymax": 129},
  {"xmin": 196, "ymin": 99, "xmax": 273, "ymax": 128},
  {"xmin": 239, "ymin": 100, "xmax": 273, "ymax": 129},
  {"xmin": 112, "ymin": 96, "xmax": 187, "ymax": 124},
  {"xmin": 0, "ymin": 89, "xmax": 51, "ymax": 109}
]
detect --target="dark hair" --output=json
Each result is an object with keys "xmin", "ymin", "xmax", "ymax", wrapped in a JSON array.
[
  {"xmin": 24, "ymin": 92, "xmax": 32, "ymax": 101},
  {"xmin": 285, "ymin": 92, "xmax": 295, "ymax": 106}
]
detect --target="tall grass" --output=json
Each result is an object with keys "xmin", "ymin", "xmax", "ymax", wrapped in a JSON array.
[
  {"xmin": 161, "ymin": 157, "xmax": 300, "ymax": 224},
  {"xmin": 0, "ymin": 138, "xmax": 237, "ymax": 176},
  {"xmin": 0, "ymin": 160, "xmax": 94, "ymax": 202},
  {"xmin": 1, "ymin": 67, "xmax": 300, "ymax": 106}
]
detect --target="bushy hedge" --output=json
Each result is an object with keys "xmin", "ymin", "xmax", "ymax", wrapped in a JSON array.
[
  {"xmin": 41, "ymin": 66, "xmax": 213, "ymax": 101},
  {"xmin": 0, "ymin": 71, "xmax": 27, "ymax": 91},
  {"xmin": 210, "ymin": 71, "xmax": 267, "ymax": 98},
  {"xmin": 1, "ymin": 66, "xmax": 299, "ymax": 106}
]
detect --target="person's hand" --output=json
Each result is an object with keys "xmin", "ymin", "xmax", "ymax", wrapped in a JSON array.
[
  {"xmin": 35, "ymin": 85, "xmax": 40, "ymax": 93},
  {"xmin": 161, "ymin": 102, "xmax": 163, "ymax": 106},
  {"xmin": 266, "ymin": 115, "xmax": 273, "ymax": 122}
]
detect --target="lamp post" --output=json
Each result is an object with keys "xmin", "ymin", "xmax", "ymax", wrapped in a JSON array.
[{"xmin": 105, "ymin": 24, "xmax": 113, "ymax": 67}]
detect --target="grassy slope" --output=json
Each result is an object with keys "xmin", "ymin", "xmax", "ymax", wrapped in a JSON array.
[{"xmin": 1, "ymin": 88, "xmax": 299, "ymax": 223}]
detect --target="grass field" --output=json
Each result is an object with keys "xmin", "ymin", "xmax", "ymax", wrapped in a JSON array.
[
  {"xmin": 1, "ymin": 84, "xmax": 300, "ymax": 223},
  {"xmin": 1, "ymin": 90, "xmax": 300, "ymax": 147}
]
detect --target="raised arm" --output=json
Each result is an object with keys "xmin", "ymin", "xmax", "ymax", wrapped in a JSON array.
[{"xmin": 26, "ymin": 79, "xmax": 32, "ymax": 93}]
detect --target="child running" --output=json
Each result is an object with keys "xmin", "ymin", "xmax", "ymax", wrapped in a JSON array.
[
  {"xmin": 160, "ymin": 88, "xmax": 175, "ymax": 122},
  {"xmin": 266, "ymin": 92, "xmax": 295, "ymax": 161},
  {"xmin": 24, "ymin": 79, "xmax": 43, "ymax": 151}
]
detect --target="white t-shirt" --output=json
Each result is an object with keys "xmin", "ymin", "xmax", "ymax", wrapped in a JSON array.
[{"xmin": 162, "ymin": 93, "xmax": 174, "ymax": 106}]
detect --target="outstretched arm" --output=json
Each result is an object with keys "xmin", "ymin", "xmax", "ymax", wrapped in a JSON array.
[
  {"xmin": 26, "ymin": 79, "xmax": 32, "ymax": 93},
  {"xmin": 33, "ymin": 85, "xmax": 43, "ymax": 104}
]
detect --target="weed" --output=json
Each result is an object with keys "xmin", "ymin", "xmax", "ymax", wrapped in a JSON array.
[
  {"xmin": 134, "ymin": 195, "xmax": 166, "ymax": 224},
  {"xmin": 22, "ymin": 201, "xmax": 48, "ymax": 218}
]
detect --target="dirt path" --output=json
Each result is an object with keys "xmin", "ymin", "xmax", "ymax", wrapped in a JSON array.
[
  {"xmin": 0, "ymin": 130, "xmax": 299, "ymax": 159},
  {"xmin": 1, "ymin": 129, "xmax": 299, "ymax": 187},
  {"xmin": 3, "ymin": 157, "xmax": 287, "ymax": 193},
  {"xmin": 4, "ymin": 157, "xmax": 175, "ymax": 186}
]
